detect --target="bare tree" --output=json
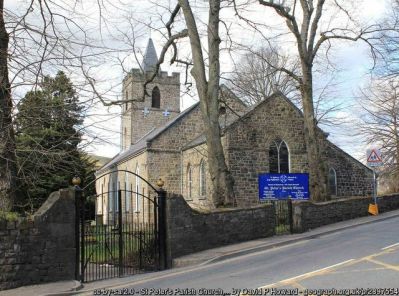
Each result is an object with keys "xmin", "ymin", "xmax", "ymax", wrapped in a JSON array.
[
  {"xmin": 141, "ymin": 1, "xmax": 235, "ymax": 206},
  {"xmin": 228, "ymin": 46, "xmax": 300, "ymax": 105},
  {"xmin": 1, "ymin": 1, "xmax": 117, "ymax": 211},
  {"xmin": 254, "ymin": 0, "xmax": 383, "ymax": 201},
  {"xmin": 179, "ymin": 0, "xmax": 235, "ymax": 206},
  {"xmin": 357, "ymin": 78, "xmax": 399, "ymax": 193},
  {"xmin": 374, "ymin": 0, "xmax": 399, "ymax": 77}
]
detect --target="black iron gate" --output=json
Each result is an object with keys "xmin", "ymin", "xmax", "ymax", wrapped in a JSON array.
[
  {"xmin": 272, "ymin": 199, "xmax": 293, "ymax": 235},
  {"xmin": 73, "ymin": 170, "xmax": 167, "ymax": 282}
]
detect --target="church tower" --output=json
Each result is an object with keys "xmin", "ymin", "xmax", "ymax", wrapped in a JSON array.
[{"xmin": 121, "ymin": 38, "xmax": 180, "ymax": 150}]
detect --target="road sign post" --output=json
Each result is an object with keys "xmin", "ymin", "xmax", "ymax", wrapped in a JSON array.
[{"xmin": 366, "ymin": 148, "xmax": 383, "ymax": 215}]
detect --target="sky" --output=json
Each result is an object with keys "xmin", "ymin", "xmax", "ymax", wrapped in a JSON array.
[{"xmin": 6, "ymin": 0, "xmax": 390, "ymax": 163}]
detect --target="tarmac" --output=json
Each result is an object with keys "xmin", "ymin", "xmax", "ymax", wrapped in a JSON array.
[{"xmin": 1, "ymin": 209, "xmax": 399, "ymax": 296}]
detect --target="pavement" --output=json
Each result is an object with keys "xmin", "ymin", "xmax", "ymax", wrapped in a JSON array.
[{"xmin": 1, "ymin": 209, "xmax": 399, "ymax": 296}]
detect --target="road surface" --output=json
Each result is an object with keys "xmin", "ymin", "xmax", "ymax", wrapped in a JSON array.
[{"xmin": 85, "ymin": 216, "xmax": 399, "ymax": 296}]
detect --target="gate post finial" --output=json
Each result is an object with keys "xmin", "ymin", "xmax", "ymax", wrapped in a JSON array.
[
  {"xmin": 72, "ymin": 176, "xmax": 81, "ymax": 187},
  {"xmin": 156, "ymin": 178, "xmax": 165, "ymax": 188}
]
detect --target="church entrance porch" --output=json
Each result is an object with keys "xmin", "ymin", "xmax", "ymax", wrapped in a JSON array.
[{"xmin": 74, "ymin": 171, "xmax": 167, "ymax": 283}]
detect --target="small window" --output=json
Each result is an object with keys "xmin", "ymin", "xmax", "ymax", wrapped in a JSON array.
[
  {"xmin": 125, "ymin": 171, "xmax": 130, "ymax": 212},
  {"xmin": 108, "ymin": 180, "xmax": 114, "ymax": 212},
  {"xmin": 135, "ymin": 165, "xmax": 140, "ymax": 213},
  {"xmin": 151, "ymin": 86, "xmax": 161, "ymax": 108},
  {"xmin": 187, "ymin": 164, "xmax": 193, "ymax": 200},
  {"xmin": 199, "ymin": 160, "xmax": 206, "ymax": 197},
  {"xmin": 219, "ymin": 106, "xmax": 226, "ymax": 115},
  {"xmin": 115, "ymin": 182, "xmax": 119, "ymax": 212},
  {"xmin": 269, "ymin": 139, "xmax": 290, "ymax": 173},
  {"xmin": 125, "ymin": 91, "xmax": 129, "ymax": 111},
  {"xmin": 329, "ymin": 168, "xmax": 337, "ymax": 196}
]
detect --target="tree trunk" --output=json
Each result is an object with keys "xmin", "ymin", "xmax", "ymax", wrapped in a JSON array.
[
  {"xmin": 0, "ymin": 0, "xmax": 17, "ymax": 211},
  {"xmin": 394, "ymin": 115, "xmax": 399, "ymax": 192},
  {"xmin": 300, "ymin": 63, "xmax": 328, "ymax": 202},
  {"xmin": 179, "ymin": 0, "xmax": 235, "ymax": 207}
]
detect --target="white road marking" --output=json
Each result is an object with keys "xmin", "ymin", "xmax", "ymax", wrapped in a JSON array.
[
  {"xmin": 258, "ymin": 259, "xmax": 355, "ymax": 289},
  {"xmin": 382, "ymin": 242, "xmax": 399, "ymax": 250}
]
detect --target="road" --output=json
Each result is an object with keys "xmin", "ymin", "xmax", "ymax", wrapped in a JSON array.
[{"xmin": 85, "ymin": 216, "xmax": 399, "ymax": 296}]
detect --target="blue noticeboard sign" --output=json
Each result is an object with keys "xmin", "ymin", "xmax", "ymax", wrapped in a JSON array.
[{"xmin": 259, "ymin": 173, "xmax": 310, "ymax": 200}]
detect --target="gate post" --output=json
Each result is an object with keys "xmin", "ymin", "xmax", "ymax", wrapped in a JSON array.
[
  {"xmin": 72, "ymin": 177, "xmax": 82, "ymax": 281},
  {"xmin": 288, "ymin": 199, "xmax": 293, "ymax": 234},
  {"xmin": 156, "ymin": 179, "xmax": 167, "ymax": 270}
]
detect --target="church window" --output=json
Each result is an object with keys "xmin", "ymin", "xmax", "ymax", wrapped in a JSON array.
[
  {"xmin": 219, "ymin": 106, "xmax": 226, "ymax": 115},
  {"xmin": 115, "ymin": 182, "xmax": 119, "ymax": 212},
  {"xmin": 125, "ymin": 170, "xmax": 130, "ymax": 212},
  {"xmin": 199, "ymin": 160, "xmax": 206, "ymax": 197},
  {"xmin": 328, "ymin": 168, "xmax": 337, "ymax": 196},
  {"xmin": 269, "ymin": 139, "xmax": 289, "ymax": 173},
  {"xmin": 125, "ymin": 91, "xmax": 129, "ymax": 111},
  {"xmin": 187, "ymin": 164, "xmax": 193, "ymax": 199},
  {"xmin": 108, "ymin": 179, "xmax": 114, "ymax": 212},
  {"xmin": 98, "ymin": 182, "xmax": 103, "ymax": 215},
  {"xmin": 151, "ymin": 86, "xmax": 161, "ymax": 108},
  {"xmin": 135, "ymin": 165, "xmax": 140, "ymax": 213}
]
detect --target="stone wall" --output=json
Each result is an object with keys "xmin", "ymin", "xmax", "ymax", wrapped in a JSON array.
[
  {"xmin": 224, "ymin": 94, "xmax": 373, "ymax": 206},
  {"xmin": 165, "ymin": 194, "xmax": 275, "ymax": 264},
  {"xmin": 292, "ymin": 194, "xmax": 399, "ymax": 233},
  {"xmin": 226, "ymin": 94, "xmax": 310, "ymax": 206},
  {"xmin": 122, "ymin": 69, "xmax": 181, "ymax": 146},
  {"xmin": 181, "ymin": 143, "xmax": 213, "ymax": 209},
  {"xmin": 325, "ymin": 142, "xmax": 373, "ymax": 197},
  {"xmin": 0, "ymin": 189, "xmax": 76, "ymax": 290}
]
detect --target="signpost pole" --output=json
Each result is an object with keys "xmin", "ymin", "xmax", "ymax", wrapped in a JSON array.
[
  {"xmin": 366, "ymin": 147, "xmax": 382, "ymax": 216},
  {"xmin": 373, "ymin": 169, "xmax": 377, "ymax": 205}
]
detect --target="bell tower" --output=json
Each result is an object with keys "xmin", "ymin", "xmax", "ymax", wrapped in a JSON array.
[{"xmin": 121, "ymin": 38, "xmax": 180, "ymax": 150}]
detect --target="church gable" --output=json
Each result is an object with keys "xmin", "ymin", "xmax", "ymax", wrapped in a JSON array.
[
  {"xmin": 150, "ymin": 103, "xmax": 203, "ymax": 150},
  {"xmin": 180, "ymin": 93, "xmax": 372, "ymax": 206},
  {"xmin": 226, "ymin": 93, "xmax": 305, "ymax": 157}
]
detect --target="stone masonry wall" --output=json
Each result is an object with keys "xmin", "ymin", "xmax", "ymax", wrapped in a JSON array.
[
  {"xmin": 0, "ymin": 189, "xmax": 76, "ymax": 290},
  {"xmin": 325, "ymin": 142, "xmax": 373, "ymax": 197},
  {"xmin": 292, "ymin": 194, "xmax": 399, "ymax": 233},
  {"xmin": 181, "ymin": 143, "xmax": 213, "ymax": 209},
  {"xmin": 165, "ymin": 194, "xmax": 275, "ymax": 264},
  {"xmin": 123, "ymin": 69, "xmax": 181, "ymax": 145},
  {"xmin": 226, "ymin": 94, "xmax": 308, "ymax": 207},
  {"xmin": 225, "ymin": 94, "xmax": 373, "ymax": 206},
  {"xmin": 148, "ymin": 104, "xmax": 205, "ymax": 195}
]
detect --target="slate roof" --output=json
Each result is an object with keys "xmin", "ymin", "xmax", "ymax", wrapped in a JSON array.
[{"xmin": 141, "ymin": 38, "xmax": 160, "ymax": 73}]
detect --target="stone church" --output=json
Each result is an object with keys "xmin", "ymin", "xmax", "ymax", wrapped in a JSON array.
[{"xmin": 96, "ymin": 39, "xmax": 373, "ymax": 222}]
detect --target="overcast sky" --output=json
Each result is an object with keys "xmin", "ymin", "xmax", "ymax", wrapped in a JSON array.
[{"xmin": 7, "ymin": 0, "xmax": 389, "ymax": 162}]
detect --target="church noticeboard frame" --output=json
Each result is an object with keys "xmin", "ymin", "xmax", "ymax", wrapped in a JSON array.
[{"xmin": 258, "ymin": 173, "xmax": 310, "ymax": 200}]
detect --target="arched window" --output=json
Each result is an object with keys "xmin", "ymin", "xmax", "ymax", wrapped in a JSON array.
[
  {"xmin": 151, "ymin": 86, "xmax": 161, "ymax": 108},
  {"xmin": 125, "ymin": 91, "xmax": 129, "ymax": 111},
  {"xmin": 116, "ymin": 182, "xmax": 120, "ymax": 212},
  {"xmin": 135, "ymin": 165, "xmax": 140, "ymax": 212},
  {"xmin": 187, "ymin": 164, "xmax": 193, "ymax": 199},
  {"xmin": 328, "ymin": 168, "xmax": 337, "ymax": 196},
  {"xmin": 199, "ymin": 160, "xmax": 206, "ymax": 197},
  {"xmin": 269, "ymin": 139, "xmax": 289, "ymax": 173},
  {"xmin": 125, "ymin": 170, "xmax": 130, "ymax": 212},
  {"xmin": 108, "ymin": 179, "xmax": 113, "ymax": 213}
]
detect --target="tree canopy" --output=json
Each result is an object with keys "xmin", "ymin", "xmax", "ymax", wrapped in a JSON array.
[{"xmin": 15, "ymin": 71, "xmax": 95, "ymax": 213}]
